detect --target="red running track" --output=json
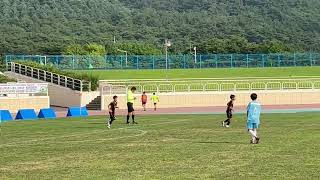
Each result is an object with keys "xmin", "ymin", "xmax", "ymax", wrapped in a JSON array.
[{"xmin": 54, "ymin": 104, "xmax": 320, "ymax": 118}]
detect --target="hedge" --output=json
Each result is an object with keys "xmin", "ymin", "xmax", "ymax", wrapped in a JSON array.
[{"xmin": 0, "ymin": 74, "xmax": 16, "ymax": 83}]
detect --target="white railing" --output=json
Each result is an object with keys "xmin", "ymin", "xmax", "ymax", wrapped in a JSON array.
[
  {"xmin": 8, "ymin": 62, "xmax": 91, "ymax": 92},
  {"xmin": 101, "ymin": 80, "xmax": 320, "ymax": 95}
]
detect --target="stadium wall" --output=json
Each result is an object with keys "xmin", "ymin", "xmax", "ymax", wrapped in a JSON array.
[
  {"xmin": 4, "ymin": 72, "xmax": 99, "ymax": 107},
  {"xmin": 0, "ymin": 96, "xmax": 49, "ymax": 113},
  {"xmin": 102, "ymin": 90, "xmax": 320, "ymax": 110}
]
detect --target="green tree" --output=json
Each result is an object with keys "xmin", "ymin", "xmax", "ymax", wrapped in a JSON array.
[{"xmin": 63, "ymin": 44, "xmax": 86, "ymax": 55}]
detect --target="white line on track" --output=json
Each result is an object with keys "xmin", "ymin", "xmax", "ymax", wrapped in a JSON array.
[{"xmin": 0, "ymin": 117, "xmax": 194, "ymax": 148}]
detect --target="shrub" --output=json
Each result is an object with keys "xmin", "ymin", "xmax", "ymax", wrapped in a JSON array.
[{"xmin": 0, "ymin": 74, "xmax": 16, "ymax": 83}]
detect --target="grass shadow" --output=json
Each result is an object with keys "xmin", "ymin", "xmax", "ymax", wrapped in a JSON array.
[
  {"xmin": 197, "ymin": 141, "xmax": 246, "ymax": 144},
  {"xmin": 88, "ymin": 122, "xmax": 107, "ymax": 125}
]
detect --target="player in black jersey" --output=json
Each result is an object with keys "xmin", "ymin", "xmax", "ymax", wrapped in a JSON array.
[
  {"xmin": 107, "ymin": 96, "xmax": 118, "ymax": 129},
  {"xmin": 222, "ymin": 95, "xmax": 236, "ymax": 128}
]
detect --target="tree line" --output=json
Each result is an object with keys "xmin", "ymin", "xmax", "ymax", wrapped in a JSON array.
[{"xmin": 0, "ymin": 0, "xmax": 319, "ymax": 55}]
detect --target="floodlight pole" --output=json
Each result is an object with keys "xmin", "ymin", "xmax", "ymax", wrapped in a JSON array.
[
  {"xmin": 164, "ymin": 40, "xmax": 172, "ymax": 70},
  {"xmin": 165, "ymin": 45, "xmax": 168, "ymax": 70},
  {"xmin": 194, "ymin": 47, "xmax": 197, "ymax": 64},
  {"xmin": 190, "ymin": 47, "xmax": 197, "ymax": 64}
]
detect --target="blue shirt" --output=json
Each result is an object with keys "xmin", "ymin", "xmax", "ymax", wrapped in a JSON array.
[{"xmin": 247, "ymin": 100, "xmax": 261, "ymax": 124}]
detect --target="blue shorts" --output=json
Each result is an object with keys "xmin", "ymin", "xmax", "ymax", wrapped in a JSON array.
[{"xmin": 247, "ymin": 122, "xmax": 259, "ymax": 129}]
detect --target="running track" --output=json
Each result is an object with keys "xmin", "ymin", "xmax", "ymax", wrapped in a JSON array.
[{"xmin": 54, "ymin": 104, "xmax": 320, "ymax": 118}]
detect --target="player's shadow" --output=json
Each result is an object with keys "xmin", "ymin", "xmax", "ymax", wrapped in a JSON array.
[
  {"xmin": 88, "ymin": 122, "xmax": 107, "ymax": 125},
  {"xmin": 75, "ymin": 126, "xmax": 100, "ymax": 129},
  {"xmin": 197, "ymin": 141, "xmax": 244, "ymax": 144}
]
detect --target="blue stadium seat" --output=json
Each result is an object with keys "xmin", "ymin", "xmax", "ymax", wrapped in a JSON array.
[
  {"xmin": 15, "ymin": 109, "xmax": 38, "ymax": 120},
  {"xmin": 67, "ymin": 107, "xmax": 88, "ymax": 117},
  {"xmin": 38, "ymin": 108, "xmax": 57, "ymax": 119},
  {"xmin": 0, "ymin": 110, "xmax": 13, "ymax": 122}
]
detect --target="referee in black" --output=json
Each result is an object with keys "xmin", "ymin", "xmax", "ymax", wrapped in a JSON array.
[{"xmin": 127, "ymin": 87, "xmax": 137, "ymax": 124}]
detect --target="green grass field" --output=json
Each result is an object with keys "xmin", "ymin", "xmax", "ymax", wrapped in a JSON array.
[
  {"xmin": 79, "ymin": 66, "xmax": 320, "ymax": 80},
  {"xmin": 1, "ymin": 113, "xmax": 319, "ymax": 179}
]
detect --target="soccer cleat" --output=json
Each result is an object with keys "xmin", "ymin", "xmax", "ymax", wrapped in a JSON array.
[
  {"xmin": 133, "ymin": 121, "xmax": 138, "ymax": 124},
  {"xmin": 221, "ymin": 121, "xmax": 225, "ymax": 127},
  {"xmin": 255, "ymin": 137, "xmax": 260, "ymax": 144},
  {"xmin": 225, "ymin": 125, "xmax": 230, "ymax": 128}
]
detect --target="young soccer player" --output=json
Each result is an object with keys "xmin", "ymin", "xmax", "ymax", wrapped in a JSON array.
[
  {"xmin": 247, "ymin": 93, "xmax": 262, "ymax": 144},
  {"xmin": 127, "ymin": 87, "xmax": 137, "ymax": 124},
  {"xmin": 107, "ymin": 95, "xmax": 118, "ymax": 129},
  {"xmin": 151, "ymin": 93, "xmax": 159, "ymax": 111},
  {"xmin": 222, "ymin": 94, "xmax": 235, "ymax": 128},
  {"xmin": 141, "ymin": 92, "xmax": 148, "ymax": 111}
]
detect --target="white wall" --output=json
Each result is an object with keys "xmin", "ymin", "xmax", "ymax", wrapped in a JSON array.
[{"xmin": 4, "ymin": 72, "xmax": 99, "ymax": 107}]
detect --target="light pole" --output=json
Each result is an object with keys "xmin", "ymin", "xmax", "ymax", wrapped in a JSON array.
[
  {"xmin": 190, "ymin": 46, "xmax": 197, "ymax": 63},
  {"xmin": 117, "ymin": 49, "xmax": 128, "ymax": 67},
  {"xmin": 193, "ymin": 47, "xmax": 197, "ymax": 64},
  {"xmin": 164, "ymin": 40, "xmax": 172, "ymax": 70}
]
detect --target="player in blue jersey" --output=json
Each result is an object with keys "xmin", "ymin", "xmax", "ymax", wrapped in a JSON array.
[{"xmin": 247, "ymin": 93, "xmax": 262, "ymax": 144}]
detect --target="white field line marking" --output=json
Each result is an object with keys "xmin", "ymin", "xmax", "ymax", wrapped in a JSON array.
[{"xmin": 0, "ymin": 117, "xmax": 194, "ymax": 148}]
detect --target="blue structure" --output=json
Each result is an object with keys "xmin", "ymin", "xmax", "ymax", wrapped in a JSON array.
[
  {"xmin": 38, "ymin": 108, "xmax": 57, "ymax": 119},
  {"xmin": 0, "ymin": 110, "xmax": 13, "ymax": 122},
  {"xmin": 15, "ymin": 109, "xmax": 38, "ymax": 120},
  {"xmin": 67, "ymin": 107, "xmax": 88, "ymax": 117},
  {"xmin": 5, "ymin": 53, "xmax": 320, "ymax": 70}
]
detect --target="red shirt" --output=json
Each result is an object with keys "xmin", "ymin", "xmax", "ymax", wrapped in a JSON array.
[{"xmin": 141, "ymin": 95, "xmax": 147, "ymax": 103}]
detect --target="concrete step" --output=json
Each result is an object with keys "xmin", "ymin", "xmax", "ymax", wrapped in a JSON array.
[{"xmin": 86, "ymin": 96, "xmax": 101, "ymax": 110}]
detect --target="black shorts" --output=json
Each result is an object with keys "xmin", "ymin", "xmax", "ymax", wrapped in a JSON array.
[
  {"xmin": 127, "ymin": 102, "xmax": 135, "ymax": 113},
  {"xmin": 154, "ymin": 103, "xmax": 157, "ymax": 105},
  {"xmin": 226, "ymin": 111, "xmax": 233, "ymax": 119}
]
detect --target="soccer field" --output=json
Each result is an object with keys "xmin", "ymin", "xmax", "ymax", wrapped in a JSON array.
[
  {"xmin": 78, "ymin": 66, "xmax": 320, "ymax": 80},
  {"xmin": 1, "ymin": 113, "xmax": 319, "ymax": 179}
]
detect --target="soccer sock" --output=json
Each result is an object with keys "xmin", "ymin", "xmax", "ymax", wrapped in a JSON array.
[
  {"xmin": 224, "ymin": 119, "xmax": 230, "ymax": 125},
  {"xmin": 253, "ymin": 129, "xmax": 258, "ymax": 137},
  {"xmin": 110, "ymin": 117, "xmax": 114, "ymax": 124},
  {"xmin": 132, "ymin": 115, "xmax": 135, "ymax": 122},
  {"xmin": 249, "ymin": 130, "xmax": 256, "ymax": 138},
  {"xmin": 127, "ymin": 115, "xmax": 130, "ymax": 123}
]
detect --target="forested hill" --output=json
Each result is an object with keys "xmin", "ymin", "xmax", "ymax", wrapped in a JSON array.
[{"xmin": 0, "ymin": 0, "xmax": 320, "ymax": 55}]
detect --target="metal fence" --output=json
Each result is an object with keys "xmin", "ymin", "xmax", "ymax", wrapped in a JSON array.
[
  {"xmin": 100, "ymin": 78, "xmax": 320, "ymax": 95},
  {"xmin": 5, "ymin": 53, "xmax": 320, "ymax": 70}
]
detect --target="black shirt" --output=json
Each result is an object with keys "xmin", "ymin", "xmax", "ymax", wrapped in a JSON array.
[
  {"xmin": 109, "ymin": 101, "xmax": 117, "ymax": 112},
  {"xmin": 227, "ymin": 100, "xmax": 233, "ymax": 112}
]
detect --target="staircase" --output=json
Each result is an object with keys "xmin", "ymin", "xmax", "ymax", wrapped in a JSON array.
[
  {"xmin": 5, "ymin": 62, "xmax": 100, "ymax": 108},
  {"xmin": 7, "ymin": 62, "xmax": 91, "ymax": 91},
  {"xmin": 86, "ymin": 96, "xmax": 101, "ymax": 110}
]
